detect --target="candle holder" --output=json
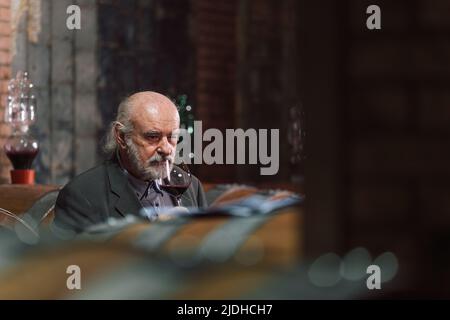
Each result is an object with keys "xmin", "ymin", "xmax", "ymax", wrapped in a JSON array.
[{"xmin": 3, "ymin": 71, "xmax": 39, "ymax": 184}]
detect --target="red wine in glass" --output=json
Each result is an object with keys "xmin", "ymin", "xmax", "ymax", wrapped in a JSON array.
[
  {"xmin": 159, "ymin": 183, "xmax": 189, "ymax": 198},
  {"xmin": 158, "ymin": 162, "xmax": 192, "ymax": 206}
]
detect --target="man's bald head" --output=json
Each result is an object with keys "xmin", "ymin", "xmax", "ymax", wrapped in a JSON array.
[
  {"xmin": 125, "ymin": 91, "xmax": 179, "ymax": 123},
  {"xmin": 119, "ymin": 91, "xmax": 179, "ymax": 128}
]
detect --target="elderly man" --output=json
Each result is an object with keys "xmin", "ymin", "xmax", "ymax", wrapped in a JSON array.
[{"xmin": 53, "ymin": 91, "xmax": 207, "ymax": 233}]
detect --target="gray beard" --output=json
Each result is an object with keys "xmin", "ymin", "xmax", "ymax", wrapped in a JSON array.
[{"xmin": 125, "ymin": 138, "xmax": 173, "ymax": 181}]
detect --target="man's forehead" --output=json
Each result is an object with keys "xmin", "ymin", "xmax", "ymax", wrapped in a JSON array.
[
  {"xmin": 131, "ymin": 97, "xmax": 178, "ymax": 115},
  {"xmin": 131, "ymin": 104, "xmax": 179, "ymax": 130}
]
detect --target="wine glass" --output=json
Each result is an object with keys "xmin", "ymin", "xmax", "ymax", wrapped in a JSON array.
[{"xmin": 157, "ymin": 161, "xmax": 192, "ymax": 206}]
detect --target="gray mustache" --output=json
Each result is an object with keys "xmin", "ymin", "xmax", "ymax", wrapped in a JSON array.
[{"xmin": 148, "ymin": 154, "xmax": 173, "ymax": 165}]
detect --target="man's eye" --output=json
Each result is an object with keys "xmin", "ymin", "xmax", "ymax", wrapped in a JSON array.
[{"xmin": 146, "ymin": 134, "xmax": 161, "ymax": 141}]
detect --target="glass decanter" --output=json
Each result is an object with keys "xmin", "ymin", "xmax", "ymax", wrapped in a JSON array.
[{"xmin": 3, "ymin": 71, "xmax": 39, "ymax": 184}]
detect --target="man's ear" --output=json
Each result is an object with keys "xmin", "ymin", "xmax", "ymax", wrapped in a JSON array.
[{"xmin": 114, "ymin": 123, "xmax": 127, "ymax": 149}]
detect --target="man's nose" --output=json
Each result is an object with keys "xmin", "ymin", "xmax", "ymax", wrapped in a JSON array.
[{"xmin": 157, "ymin": 136, "xmax": 173, "ymax": 156}]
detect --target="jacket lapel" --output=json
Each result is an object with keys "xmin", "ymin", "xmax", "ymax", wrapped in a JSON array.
[{"xmin": 106, "ymin": 159, "xmax": 144, "ymax": 217}]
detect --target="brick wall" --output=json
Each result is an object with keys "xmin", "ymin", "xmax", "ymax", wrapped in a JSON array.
[
  {"xmin": 0, "ymin": 0, "xmax": 10, "ymax": 183},
  {"xmin": 192, "ymin": 0, "xmax": 237, "ymax": 182},
  {"xmin": 235, "ymin": 0, "xmax": 300, "ymax": 184},
  {"xmin": 193, "ymin": 0, "xmax": 301, "ymax": 184}
]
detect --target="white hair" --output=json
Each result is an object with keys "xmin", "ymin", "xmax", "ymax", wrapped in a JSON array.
[{"xmin": 103, "ymin": 96, "xmax": 135, "ymax": 157}]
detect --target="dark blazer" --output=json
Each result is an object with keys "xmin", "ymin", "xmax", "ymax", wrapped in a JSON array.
[{"xmin": 53, "ymin": 157, "xmax": 207, "ymax": 233}]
